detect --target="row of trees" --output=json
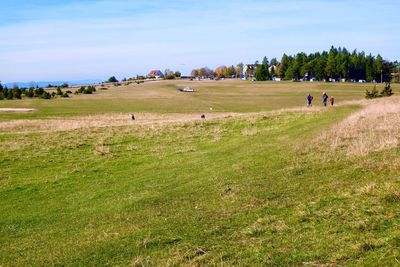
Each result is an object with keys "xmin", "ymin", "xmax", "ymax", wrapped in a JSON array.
[
  {"xmin": 0, "ymin": 86, "xmax": 53, "ymax": 100},
  {"xmin": 276, "ymin": 46, "xmax": 395, "ymax": 82},
  {"xmin": 191, "ymin": 65, "xmax": 243, "ymax": 78},
  {"xmin": 189, "ymin": 46, "xmax": 399, "ymax": 82},
  {"xmin": 0, "ymin": 82, "xmax": 98, "ymax": 100},
  {"xmin": 164, "ymin": 69, "xmax": 182, "ymax": 79}
]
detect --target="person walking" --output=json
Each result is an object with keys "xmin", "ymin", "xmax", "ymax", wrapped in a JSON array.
[
  {"xmin": 307, "ymin": 94, "xmax": 313, "ymax": 107},
  {"xmin": 322, "ymin": 92, "xmax": 329, "ymax": 107},
  {"xmin": 330, "ymin": 96, "xmax": 335, "ymax": 106}
]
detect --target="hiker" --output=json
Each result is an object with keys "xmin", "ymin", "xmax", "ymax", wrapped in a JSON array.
[
  {"xmin": 307, "ymin": 94, "xmax": 313, "ymax": 107},
  {"xmin": 131, "ymin": 114, "xmax": 135, "ymax": 120},
  {"xmin": 330, "ymin": 96, "xmax": 335, "ymax": 106},
  {"xmin": 201, "ymin": 114, "xmax": 206, "ymax": 119},
  {"xmin": 322, "ymin": 92, "xmax": 329, "ymax": 106}
]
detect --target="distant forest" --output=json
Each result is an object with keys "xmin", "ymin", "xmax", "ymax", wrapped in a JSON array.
[{"xmin": 191, "ymin": 46, "xmax": 400, "ymax": 82}]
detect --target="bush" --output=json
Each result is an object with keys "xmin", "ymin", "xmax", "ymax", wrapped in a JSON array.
[
  {"xmin": 12, "ymin": 89, "xmax": 22, "ymax": 99},
  {"xmin": 51, "ymin": 92, "xmax": 56, "ymax": 98},
  {"xmin": 365, "ymin": 83, "xmax": 394, "ymax": 99},
  {"xmin": 381, "ymin": 82, "xmax": 393, "ymax": 97},
  {"xmin": 56, "ymin": 87, "xmax": 63, "ymax": 95},
  {"xmin": 35, "ymin": 88, "xmax": 45, "ymax": 97},
  {"xmin": 365, "ymin": 85, "xmax": 380, "ymax": 99},
  {"xmin": 0, "ymin": 92, "xmax": 4, "ymax": 100},
  {"xmin": 66, "ymin": 90, "xmax": 72, "ymax": 94},
  {"xmin": 61, "ymin": 92, "xmax": 69, "ymax": 98},
  {"xmin": 108, "ymin": 76, "xmax": 118, "ymax": 83},
  {"xmin": 41, "ymin": 92, "xmax": 51, "ymax": 99},
  {"xmin": 6, "ymin": 90, "xmax": 13, "ymax": 100},
  {"xmin": 78, "ymin": 86, "xmax": 86, "ymax": 94},
  {"xmin": 25, "ymin": 88, "xmax": 35, "ymax": 97}
]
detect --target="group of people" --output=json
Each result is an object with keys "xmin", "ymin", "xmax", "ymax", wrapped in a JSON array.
[{"xmin": 307, "ymin": 92, "xmax": 335, "ymax": 107}]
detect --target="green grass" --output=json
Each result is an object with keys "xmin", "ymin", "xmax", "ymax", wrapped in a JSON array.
[
  {"xmin": 1, "ymin": 80, "xmax": 398, "ymax": 120},
  {"xmin": 2, "ymin": 100, "xmax": 400, "ymax": 265}
]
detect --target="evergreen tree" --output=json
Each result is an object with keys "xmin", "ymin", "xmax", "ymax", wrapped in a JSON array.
[
  {"xmin": 375, "ymin": 54, "xmax": 383, "ymax": 82},
  {"xmin": 279, "ymin": 54, "xmax": 290, "ymax": 79},
  {"xmin": 262, "ymin": 56, "xmax": 269, "ymax": 66},
  {"xmin": 365, "ymin": 54, "xmax": 375, "ymax": 82},
  {"xmin": 255, "ymin": 64, "xmax": 269, "ymax": 81}
]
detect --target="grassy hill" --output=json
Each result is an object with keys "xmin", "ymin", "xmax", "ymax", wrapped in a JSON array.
[
  {"xmin": 1, "ymin": 80, "xmax": 400, "ymax": 265},
  {"xmin": 1, "ymin": 80, "xmax": 397, "ymax": 120}
]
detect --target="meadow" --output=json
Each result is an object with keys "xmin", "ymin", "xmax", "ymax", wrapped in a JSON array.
[
  {"xmin": 1, "ymin": 80, "xmax": 400, "ymax": 266},
  {"xmin": 0, "ymin": 80, "xmax": 388, "ymax": 119}
]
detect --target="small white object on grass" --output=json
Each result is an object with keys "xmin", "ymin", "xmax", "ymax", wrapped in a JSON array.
[{"xmin": 210, "ymin": 107, "xmax": 213, "ymax": 111}]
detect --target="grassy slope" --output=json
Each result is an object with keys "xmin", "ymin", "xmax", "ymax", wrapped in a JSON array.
[
  {"xmin": 1, "ymin": 104, "xmax": 400, "ymax": 265},
  {"xmin": 1, "ymin": 80, "xmax": 398, "ymax": 120}
]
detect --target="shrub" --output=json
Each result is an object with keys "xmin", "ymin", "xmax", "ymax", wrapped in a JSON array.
[
  {"xmin": 66, "ymin": 90, "xmax": 72, "ymax": 94},
  {"xmin": 41, "ymin": 92, "xmax": 51, "ymax": 99},
  {"xmin": 56, "ymin": 87, "xmax": 63, "ymax": 95},
  {"xmin": 35, "ymin": 88, "xmax": 45, "ymax": 97},
  {"xmin": 108, "ymin": 76, "xmax": 118, "ymax": 83},
  {"xmin": 365, "ymin": 83, "xmax": 394, "ymax": 99},
  {"xmin": 381, "ymin": 82, "xmax": 393, "ymax": 97},
  {"xmin": 51, "ymin": 92, "xmax": 56, "ymax": 98},
  {"xmin": 6, "ymin": 90, "xmax": 13, "ymax": 100},
  {"xmin": 61, "ymin": 92, "xmax": 69, "ymax": 98},
  {"xmin": 78, "ymin": 86, "xmax": 86, "ymax": 94},
  {"xmin": 12, "ymin": 89, "xmax": 22, "ymax": 99},
  {"xmin": 365, "ymin": 85, "xmax": 380, "ymax": 99},
  {"xmin": 0, "ymin": 92, "xmax": 4, "ymax": 100},
  {"xmin": 25, "ymin": 88, "xmax": 35, "ymax": 97}
]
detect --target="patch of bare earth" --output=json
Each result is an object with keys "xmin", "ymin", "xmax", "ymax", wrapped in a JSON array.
[
  {"xmin": 0, "ymin": 108, "xmax": 37, "ymax": 113},
  {"xmin": 319, "ymin": 96, "xmax": 400, "ymax": 156}
]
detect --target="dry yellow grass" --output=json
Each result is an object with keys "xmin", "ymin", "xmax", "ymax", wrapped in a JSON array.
[
  {"xmin": 0, "ymin": 105, "xmax": 325, "ymax": 134},
  {"xmin": 320, "ymin": 96, "xmax": 400, "ymax": 156},
  {"xmin": 0, "ymin": 112, "xmax": 242, "ymax": 133}
]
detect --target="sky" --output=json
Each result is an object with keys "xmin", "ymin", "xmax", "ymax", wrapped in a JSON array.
[{"xmin": 0, "ymin": 0, "xmax": 399, "ymax": 83}]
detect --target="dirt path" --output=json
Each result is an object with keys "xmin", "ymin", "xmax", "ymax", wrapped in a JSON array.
[{"xmin": 0, "ymin": 108, "xmax": 37, "ymax": 113}]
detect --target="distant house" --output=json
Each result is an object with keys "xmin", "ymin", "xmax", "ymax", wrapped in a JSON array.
[
  {"xmin": 243, "ymin": 64, "xmax": 255, "ymax": 79},
  {"xmin": 148, "ymin": 70, "xmax": 164, "ymax": 79}
]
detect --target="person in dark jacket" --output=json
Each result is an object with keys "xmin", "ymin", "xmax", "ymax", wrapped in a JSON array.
[
  {"xmin": 307, "ymin": 94, "xmax": 313, "ymax": 107},
  {"xmin": 330, "ymin": 96, "xmax": 335, "ymax": 106},
  {"xmin": 322, "ymin": 92, "xmax": 329, "ymax": 106}
]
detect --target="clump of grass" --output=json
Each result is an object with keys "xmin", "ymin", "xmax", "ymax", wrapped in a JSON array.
[
  {"xmin": 94, "ymin": 138, "xmax": 112, "ymax": 156},
  {"xmin": 383, "ymin": 192, "xmax": 400, "ymax": 203},
  {"xmin": 241, "ymin": 127, "xmax": 258, "ymax": 136}
]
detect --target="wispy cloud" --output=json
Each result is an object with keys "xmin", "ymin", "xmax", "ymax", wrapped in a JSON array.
[{"xmin": 0, "ymin": 0, "xmax": 399, "ymax": 82}]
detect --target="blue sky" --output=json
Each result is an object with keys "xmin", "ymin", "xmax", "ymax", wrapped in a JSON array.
[{"xmin": 0, "ymin": 0, "xmax": 399, "ymax": 82}]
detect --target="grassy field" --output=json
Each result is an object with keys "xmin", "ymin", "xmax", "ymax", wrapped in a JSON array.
[
  {"xmin": 1, "ymin": 80, "xmax": 400, "ymax": 266},
  {"xmin": 1, "ymin": 80, "xmax": 398, "ymax": 120}
]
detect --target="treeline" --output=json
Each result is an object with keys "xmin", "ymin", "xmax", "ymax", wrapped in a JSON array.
[
  {"xmin": 190, "ymin": 46, "xmax": 400, "ymax": 82},
  {"xmin": 0, "ymin": 82, "xmax": 96, "ymax": 100},
  {"xmin": 276, "ymin": 46, "xmax": 395, "ymax": 82}
]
